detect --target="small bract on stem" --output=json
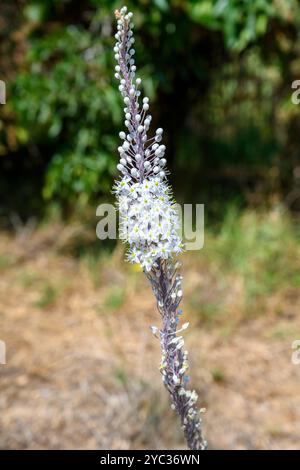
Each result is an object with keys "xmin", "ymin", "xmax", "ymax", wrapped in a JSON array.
[{"xmin": 112, "ymin": 6, "xmax": 207, "ymax": 450}]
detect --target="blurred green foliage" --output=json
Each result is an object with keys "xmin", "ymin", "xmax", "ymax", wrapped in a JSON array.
[
  {"xmin": 187, "ymin": 0, "xmax": 276, "ymax": 50},
  {"xmin": 0, "ymin": 0, "xmax": 300, "ymax": 217}
]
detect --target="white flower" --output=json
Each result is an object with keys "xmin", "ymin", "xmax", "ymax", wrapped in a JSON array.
[
  {"xmin": 115, "ymin": 175, "xmax": 182, "ymax": 271},
  {"xmin": 173, "ymin": 374, "xmax": 180, "ymax": 385}
]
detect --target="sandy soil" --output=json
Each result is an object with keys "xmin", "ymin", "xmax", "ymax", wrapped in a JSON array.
[{"xmin": 0, "ymin": 227, "xmax": 300, "ymax": 449}]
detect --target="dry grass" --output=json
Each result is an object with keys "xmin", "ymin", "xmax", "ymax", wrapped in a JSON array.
[{"xmin": 0, "ymin": 218, "xmax": 300, "ymax": 449}]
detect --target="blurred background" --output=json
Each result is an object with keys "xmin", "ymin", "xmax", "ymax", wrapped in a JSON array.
[{"xmin": 1, "ymin": 0, "xmax": 300, "ymax": 450}]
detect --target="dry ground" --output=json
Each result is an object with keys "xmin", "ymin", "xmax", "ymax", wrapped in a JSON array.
[{"xmin": 0, "ymin": 223, "xmax": 300, "ymax": 449}]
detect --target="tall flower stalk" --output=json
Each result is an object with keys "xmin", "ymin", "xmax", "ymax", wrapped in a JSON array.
[{"xmin": 112, "ymin": 6, "xmax": 207, "ymax": 450}]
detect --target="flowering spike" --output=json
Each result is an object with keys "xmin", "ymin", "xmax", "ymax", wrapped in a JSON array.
[{"xmin": 112, "ymin": 7, "xmax": 207, "ymax": 450}]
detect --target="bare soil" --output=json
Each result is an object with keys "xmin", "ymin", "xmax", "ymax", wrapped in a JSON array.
[{"xmin": 0, "ymin": 226, "xmax": 299, "ymax": 449}]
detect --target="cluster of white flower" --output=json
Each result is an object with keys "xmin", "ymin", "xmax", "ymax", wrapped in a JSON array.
[
  {"xmin": 114, "ymin": 176, "xmax": 182, "ymax": 271},
  {"xmin": 113, "ymin": 6, "xmax": 183, "ymax": 271}
]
